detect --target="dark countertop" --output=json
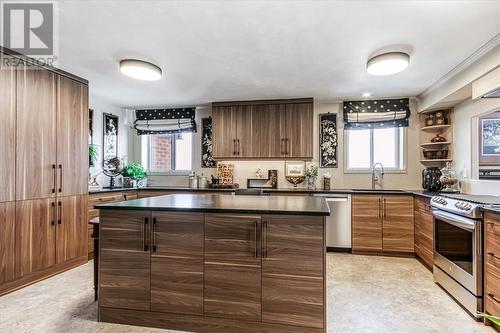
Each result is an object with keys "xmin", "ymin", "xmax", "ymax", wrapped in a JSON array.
[
  {"xmin": 483, "ymin": 206, "xmax": 500, "ymax": 215},
  {"xmin": 89, "ymin": 187, "xmax": 139, "ymax": 194},
  {"xmin": 89, "ymin": 186, "xmax": 443, "ymax": 199},
  {"xmin": 95, "ymin": 193, "xmax": 331, "ymax": 216}
]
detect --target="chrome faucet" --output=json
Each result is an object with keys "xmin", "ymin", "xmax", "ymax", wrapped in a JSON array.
[{"xmin": 372, "ymin": 163, "xmax": 385, "ymax": 190}]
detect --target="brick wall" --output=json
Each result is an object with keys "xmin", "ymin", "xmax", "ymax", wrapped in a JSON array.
[{"xmin": 151, "ymin": 135, "xmax": 172, "ymax": 171}]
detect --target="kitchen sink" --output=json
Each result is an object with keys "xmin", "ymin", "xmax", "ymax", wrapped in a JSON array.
[{"xmin": 351, "ymin": 189, "xmax": 406, "ymax": 192}]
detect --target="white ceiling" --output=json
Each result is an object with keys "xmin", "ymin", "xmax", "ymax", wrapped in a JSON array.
[{"xmin": 56, "ymin": 1, "xmax": 500, "ymax": 108}]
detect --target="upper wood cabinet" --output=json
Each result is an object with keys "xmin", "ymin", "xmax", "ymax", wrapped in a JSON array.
[
  {"xmin": 57, "ymin": 76, "xmax": 89, "ymax": 197},
  {"xmin": 212, "ymin": 98, "xmax": 313, "ymax": 160},
  {"xmin": 0, "ymin": 57, "xmax": 16, "ymax": 203},
  {"xmin": 352, "ymin": 194, "xmax": 414, "ymax": 255},
  {"xmin": 16, "ymin": 64, "xmax": 57, "ymax": 201}
]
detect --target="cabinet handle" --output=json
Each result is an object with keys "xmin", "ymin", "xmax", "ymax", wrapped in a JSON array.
[
  {"xmin": 383, "ymin": 198, "xmax": 386, "ymax": 219},
  {"xmin": 262, "ymin": 221, "xmax": 268, "ymax": 259},
  {"xmin": 124, "ymin": 194, "xmax": 127, "ymax": 201},
  {"xmin": 152, "ymin": 217, "xmax": 157, "ymax": 252},
  {"xmin": 378, "ymin": 198, "xmax": 381, "ymax": 219},
  {"xmin": 487, "ymin": 252, "xmax": 500, "ymax": 261},
  {"xmin": 488, "ymin": 293, "xmax": 500, "ymax": 303},
  {"xmin": 254, "ymin": 221, "xmax": 258, "ymax": 258},
  {"xmin": 58, "ymin": 164, "xmax": 63, "ymax": 193},
  {"xmin": 52, "ymin": 164, "xmax": 56, "ymax": 193},
  {"xmin": 58, "ymin": 201, "xmax": 62, "ymax": 224},
  {"xmin": 285, "ymin": 138, "xmax": 289, "ymax": 156},
  {"xmin": 51, "ymin": 202, "xmax": 55, "ymax": 226},
  {"xmin": 237, "ymin": 139, "xmax": 240, "ymax": 155},
  {"xmin": 144, "ymin": 217, "xmax": 149, "ymax": 251},
  {"xmin": 232, "ymin": 139, "xmax": 236, "ymax": 155}
]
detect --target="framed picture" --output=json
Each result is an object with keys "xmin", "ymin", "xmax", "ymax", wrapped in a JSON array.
[
  {"xmin": 89, "ymin": 109, "xmax": 94, "ymax": 144},
  {"xmin": 201, "ymin": 117, "xmax": 216, "ymax": 168},
  {"xmin": 319, "ymin": 113, "xmax": 338, "ymax": 168},
  {"xmin": 285, "ymin": 161, "xmax": 305, "ymax": 177},
  {"xmin": 481, "ymin": 118, "xmax": 500, "ymax": 156},
  {"xmin": 103, "ymin": 113, "xmax": 118, "ymax": 161}
]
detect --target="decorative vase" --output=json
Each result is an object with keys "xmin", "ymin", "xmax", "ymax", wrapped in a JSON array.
[
  {"xmin": 307, "ymin": 176, "xmax": 317, "ymax": 190},
  {"xmin": 122, "ymin": 177, "xmax": 132, "ymax": 188}
]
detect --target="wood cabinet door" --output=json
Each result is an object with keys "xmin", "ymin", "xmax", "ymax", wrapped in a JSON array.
[
  {"xmin": 57, "ymin": 76, "xmax": 88, "ymax": 196},
  {"xmin": 212, "ymin": 106, "xmax": 237, "ymax": 159},
  {"xmin": 56, "ymin": 195, "xmax": 87, "ymax": 264},
  {"xmin": 204, "ymin": 213, "xmax": 261, "ymax": 320},
  {"xmin": 257, "ymin": 104, "xmax": 286, "ymax": 158},
  {"xmin": 15, "ymin": 198, "xmax": 56, "ymax": 278},
  {"xmin": 261, "ymin": 215, "xmax": 324, "ymax": 329},
  {"xmin": 0, "ymin": 57, "xmax": 16, "ymax": 203},
  {"xmin": 382, "ymin": 195, "xmax": 414, "ymax": 253},
  {"xmin": 284, "ymin": 103, "xmax": 313, "ymax": 159},
  {"xmin": 0, "ymin": 202, "xmax": 15, "ymax": 284},
  {"xmin": 99, "ymin": 210, "xmax": 151, "ymax": 311},
  {"xmin": 16, "ymin": 65, "xmax": 57, "ymax": 200},
  {"xmin": 151, "ymin": 212, "xmax": 204, "ymax": 315},
  {"xmin": 352, "ymin": 195, "xmax": 382, "ymax": 253},
  {"xmin": 236, "ymin": 105, "xmax": 260, "ymax": 158}
]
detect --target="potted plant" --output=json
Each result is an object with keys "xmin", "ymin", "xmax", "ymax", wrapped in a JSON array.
[
  {"xmin": 305, "ymin": 163, "xmax": 319, "ymax": 190},
  {"xmin": 122, "ymin": 163, "xmax": 147, "ymax": 188},
  {"xmin": 89, "ymin": 144, "xmax": 99, "ymax": 167}
]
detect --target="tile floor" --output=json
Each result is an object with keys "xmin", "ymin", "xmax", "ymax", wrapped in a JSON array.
[{"xmin": 0, "ymin": 253, "xmax": 494, "ymax": 333}]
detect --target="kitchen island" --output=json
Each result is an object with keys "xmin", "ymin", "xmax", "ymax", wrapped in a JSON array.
[{"xmin": 96, "ymin": 194, "xmax": 330, "ymax": 333}]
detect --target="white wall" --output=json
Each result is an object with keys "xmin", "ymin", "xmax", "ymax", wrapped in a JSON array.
[
  {"xmin": 89, "ymin": 93, "xmax": 129, "ymax": 187},
  {"xmin": 133, "ymin": 100, "xmax": 423, "ymax": 190},
  {"xmin": 453, "ymin": 97, "xmax": 500, "ymax": 195}
]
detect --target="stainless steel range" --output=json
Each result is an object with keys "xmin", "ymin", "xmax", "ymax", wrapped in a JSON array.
[{"xmin": 431, "ymin": 194, "xmax": 500, "ymax": 318}]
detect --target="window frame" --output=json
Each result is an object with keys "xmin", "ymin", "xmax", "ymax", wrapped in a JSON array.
[
  {"xmin": 343, "ymin": 127, "xmax": 408, "ymax": 174},
  {"xmin": 142, "ymin": 133, "xmax": 194, "ymax": 176}
]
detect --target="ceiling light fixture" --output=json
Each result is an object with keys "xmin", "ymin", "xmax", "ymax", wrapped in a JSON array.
[
  {"xmin": 367, "ymin": 52, "xmax": 409, "ymax": 76},
  {"xmin": 119, "ymin": 59, "xmax": 162, "ymax": 81},
  {"xmin": 362, "ymin": 92, "xmax": 372, "ymax": 98}
]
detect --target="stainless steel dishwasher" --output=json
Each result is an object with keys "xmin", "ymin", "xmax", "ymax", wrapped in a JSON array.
[{"xmin": 312, "ymin": 193, "xmax": 351, "ymax": 251}]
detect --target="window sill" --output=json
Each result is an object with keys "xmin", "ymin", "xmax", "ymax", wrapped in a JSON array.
[
  {"xmin": 343, "ymin": 169, "xmax": 408, "ymax": 175},
  {"xmin": 147, "ymin": 171, "xmax": 192, "ymax": 176}
]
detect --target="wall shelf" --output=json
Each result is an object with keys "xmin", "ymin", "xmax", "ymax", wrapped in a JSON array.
[
  {"xmin": 420, "ymin": 142, "xmax": 451, "ymax": 148},
  {"xmin": 420, "ymin": 159, "xmax": 453, "ymax": 164},
  {"xmin": 420, "ymin": 124, "xmax": 452, "ymax": 132}
]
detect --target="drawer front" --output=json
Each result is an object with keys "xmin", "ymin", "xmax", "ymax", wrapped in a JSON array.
[
  {"xmin": 485, "ymin": 261, "xmax": 500, "ymax": 316},
  {"xmin": 415, "ymin": 197, "xmax": 431, "ymax": 213}
]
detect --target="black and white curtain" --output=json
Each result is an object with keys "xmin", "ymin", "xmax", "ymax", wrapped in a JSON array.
[
  {"xmin": 343, "ymin": 98, "xmax": 410, "ymax": 129},
  {"xmin": 134, "ymin": 108, "xmax": 196, "ymax": 135}
]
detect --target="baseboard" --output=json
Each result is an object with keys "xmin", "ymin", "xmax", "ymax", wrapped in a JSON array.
[
  {"xmin": 326, "ymin": 247, "xmax": 352, "ymax": 253},
  {"xmin": 0, "ymin": 256, "xmax": 87, "ymax": 296}
]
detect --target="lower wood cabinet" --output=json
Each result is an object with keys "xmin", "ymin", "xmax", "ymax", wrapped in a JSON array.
[
  {"xmin": 98, "ymin": 210, "xmax": 326, "ymax": 333},
  {"xmin": 484, "ymin": 212, "xmax": 500, "ymax": 322},
  {"xmin": 0, "ymin": 202, "xmax": 16, "ymax": 285},
  {"xmin": 262, "ymin": 215, "xmax": 324, "ymax": 328},
  {"xmin": 414, "ymin": 196, "xmax": 434, "ymax": 270},
  {"xmin": 0, "ymin": 195, "xmax": 87, "ymax": 295},
  {"xmin": 151, "ymin": 211, "xmax": 204, "ymax": 315},
  {"xmin": 352, "ymin": 195, "xmax": 414, "ymax": 255},
  {"xmin": 205, "ymin": 213, "xmax": 262, "ymax": 321}
]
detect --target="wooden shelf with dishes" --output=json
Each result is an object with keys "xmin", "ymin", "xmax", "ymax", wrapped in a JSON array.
[{"xmin": 419, "ymin": 109, "xmax": 453, "ymax": 167}]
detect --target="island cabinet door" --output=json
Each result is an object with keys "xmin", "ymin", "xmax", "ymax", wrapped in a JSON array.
[
  {"xmin": 150, "ymin": 211, "xmax": 204, "ymax": 315},
  {"xmin": 261, "ymin": 215, "xmax": 325, "ymax": 329},
  {"xmin": 99, "ymin": 210, "xmax": 151, "ymax": 311},
  {"xmin": 204, "ymin": 213, "xmax": 262, "ymax": 321}
]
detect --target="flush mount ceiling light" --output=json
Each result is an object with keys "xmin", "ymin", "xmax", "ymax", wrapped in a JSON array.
[
  {"xmin": 366, "ymin": 52, "xmax": 409, "ymax": 76},
  {"xmin": 362, "ymin": 92, "xmax": 372, "ymax": 97},
  {"xmin": 119, "ymin": 59, "xmax": 162, "ymax": 81}
]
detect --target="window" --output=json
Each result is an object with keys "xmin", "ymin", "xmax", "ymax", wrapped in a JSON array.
[
  {"xmin": 345, "ymin": 127, "xmax": 406, "ymax": 172},
  {"xmin": 141, "ymin": 132, "xmax": 193, "ymax": 173}
]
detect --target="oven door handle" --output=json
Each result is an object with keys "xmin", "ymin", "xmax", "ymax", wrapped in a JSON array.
[{"xmin": 432, "ymin": 210, "xmax": 476, "ymax": 231}]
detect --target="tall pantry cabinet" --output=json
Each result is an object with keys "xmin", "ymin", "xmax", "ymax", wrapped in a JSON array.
[{"xmin": 0, "ymin": 49, "xmax": 89, "ymax": 295}]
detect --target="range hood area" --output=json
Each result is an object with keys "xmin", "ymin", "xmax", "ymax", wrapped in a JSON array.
[{"xmin": 472, "ymin": 66, "xmax": 500, "ymax": 98}]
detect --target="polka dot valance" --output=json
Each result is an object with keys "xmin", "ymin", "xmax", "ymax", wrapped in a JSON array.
[
  {"xmin": 343, "ymin": 98, "xmax": 410, "ymax": 129},
  {"xmin": 134, "ymin": 108, "xmax": 196, "ymax": 135}
]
